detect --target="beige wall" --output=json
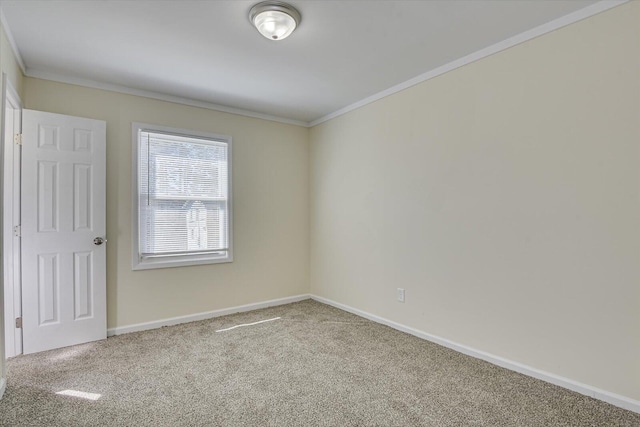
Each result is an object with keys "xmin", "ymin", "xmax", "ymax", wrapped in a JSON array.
[
  {"xmin": 310, "ymin": 2, "xmax": 640, "ymax": 402},
  {"xmin": 25, "ymin": 79, "xmax": 310, "ymax": 329}
]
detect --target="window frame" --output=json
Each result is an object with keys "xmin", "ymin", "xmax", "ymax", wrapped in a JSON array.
[{"xmin": 131, "ymin": 122, "xmax": 233, "ymax": 270}]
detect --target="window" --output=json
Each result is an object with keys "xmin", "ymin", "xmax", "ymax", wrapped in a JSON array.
[{"xmin": 132, "ymin": 123, "xmax": 232, "ymax": 270}]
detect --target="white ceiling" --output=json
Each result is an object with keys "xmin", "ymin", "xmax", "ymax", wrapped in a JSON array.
[{"xmin": 2, "ymin": 0, "xmax": 602, "ymax": 125}]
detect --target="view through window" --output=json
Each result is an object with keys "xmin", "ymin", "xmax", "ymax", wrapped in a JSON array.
[{"xmin": 133, "ymin": 124, "xmax": 232, "ymax": 269}]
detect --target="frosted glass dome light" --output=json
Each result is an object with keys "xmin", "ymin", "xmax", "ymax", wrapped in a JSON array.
[{"xmin": 249, "ymin": 2, "xmax": 301, "ymax": 41}]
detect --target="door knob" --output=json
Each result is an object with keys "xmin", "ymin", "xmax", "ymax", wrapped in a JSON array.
[{"xmin": 94, "ymin": 237, "xmax": 107, "ymax": 246}]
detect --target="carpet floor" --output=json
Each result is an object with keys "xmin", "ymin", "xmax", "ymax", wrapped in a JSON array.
[{"xmin": 0, "ymin": 299, "xmax": 638, "ymax": 426}]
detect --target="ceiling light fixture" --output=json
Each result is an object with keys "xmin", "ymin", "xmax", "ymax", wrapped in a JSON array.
[{"xmin": 249, "ymin": 1, "xmax": 301, "ymax": 41}]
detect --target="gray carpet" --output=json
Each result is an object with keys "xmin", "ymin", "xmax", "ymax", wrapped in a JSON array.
[{"xmin": 1, "ymin": 299, "xmax": 638, "ymax": 426}]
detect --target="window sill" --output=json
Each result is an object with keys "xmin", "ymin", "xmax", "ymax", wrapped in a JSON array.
[{"xmin": 132, "ymin": 253, "xmax": 233, "ymax": 270}]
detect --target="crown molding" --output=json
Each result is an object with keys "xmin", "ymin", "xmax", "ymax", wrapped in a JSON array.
[
  {"xmin": 25, "ymin": 69, "xmax": 309, "ymax": 127},
  {"xmin": 0, "ymin": 7, "xmax": 26, "ymax": 74},
  {"xmin": 309, "ymin": 0, "xmax": 628, "ymax": 127}
]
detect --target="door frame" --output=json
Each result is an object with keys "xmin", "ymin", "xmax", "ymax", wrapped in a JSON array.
[{"xmin": 2, "ymin": 73, "xmax": 23, "ymax": 358}]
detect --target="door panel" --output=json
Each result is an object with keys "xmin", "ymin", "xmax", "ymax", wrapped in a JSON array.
[
  {"xmin": 73, "ymin": 251, "xmax": 93, "ymax": 320},
  {"xmin": 74, "ymin": 164, "xmax": 92, "ymax": 231},
  {"xmin": 37, "ymin": 253, "xmax": 59, "ymax": 325},
  {"xmin": 22, "ymin": 110, "xmax": 106, "ymax": 354}
]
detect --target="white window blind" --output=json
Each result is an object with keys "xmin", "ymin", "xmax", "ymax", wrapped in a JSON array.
[{"xmin": 133, "ymin": 124, "xmax": 232, "ymax": 269}]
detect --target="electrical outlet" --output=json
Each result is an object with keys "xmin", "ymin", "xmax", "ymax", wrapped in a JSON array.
[{"xmin": 397, "ymin": 288, "xmax": 405, "ymax": 303}]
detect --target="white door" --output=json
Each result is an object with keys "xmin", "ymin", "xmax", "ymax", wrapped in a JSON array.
[{"xmin": 21, "ymin": 110, "xmax": 106, "ymax": 354}]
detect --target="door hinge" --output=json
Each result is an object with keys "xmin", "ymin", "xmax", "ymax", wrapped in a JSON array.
[
  {"xmin": 15, "ymin": 317, "xmax": 22, "ymax": 329},
  {"xmin": 13, "ymin": 225, "xmax": 21, "ymax": 237},
  {"xmin": 14, "ymin": 133, "xmax": 22, "ymax": 145}
]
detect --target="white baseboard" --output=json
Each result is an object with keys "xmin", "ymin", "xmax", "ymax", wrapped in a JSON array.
[
  {"xmin": 107, "ymin": 294, "xmax": 311, "ymax": 337},
  {"xmin": 0, "ymin": 378, "xmax": 6, "ymax": 400},
  {"xmin": 310, "ymin": 295, "xmax": 640, "ymax": 414}
]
